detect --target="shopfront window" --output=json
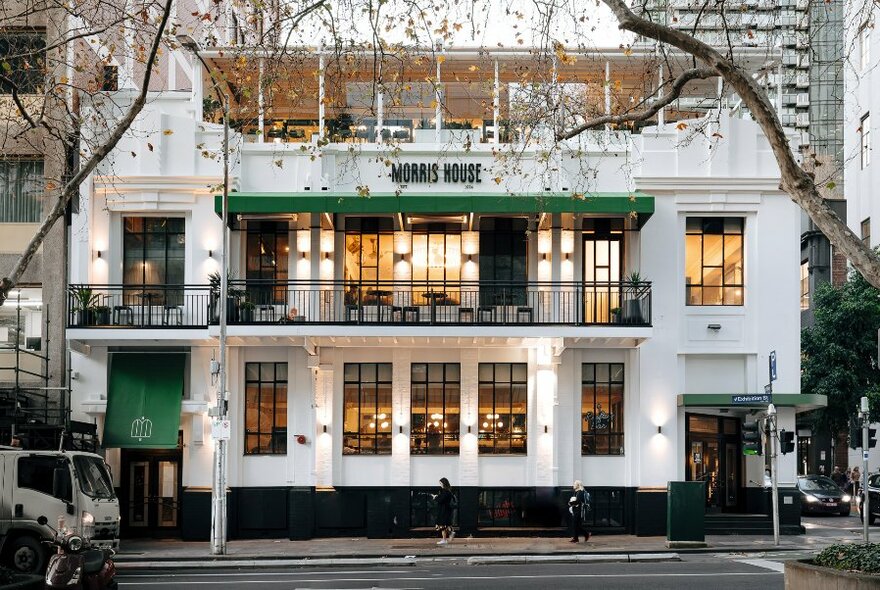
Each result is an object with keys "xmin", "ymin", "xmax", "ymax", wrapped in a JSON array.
[
  {"xmin": 244, "ymin": 362, "xmax": 288, "ymax": 455},
  {"xmin": 245, "ymin": 221, "xmax": 289, "ymax": 305},
  {"xmin": 479, "ymin": 217, "xmax": 527, "ymax": 306},
  {"xmin": 581, "ymin": 363, "xmax": 624, "ymax": 455},
  {"xmin": 343, "ymin": 363, "xmax": 393, "ymax": 454},
  {"xmin": 478, "ymin": 363, "xmax": 527, "ymax": 454},
  {"xmin": 685, "ymin": 217, "xmax": 744, "ymax": 306},
  {"xmin": 412, "ymin": 224, "xmax": 461, "ymax": 304},
  {"xmin": 123, "ymin": 217, "xmax": 185, "ymax": 304},
  {"xmin": 411, "ymin": 363, "xmax": 460, "ymax": 455},
  {"xmin": 344, "ymin": 218, "xmax": 394, "ymax": 304}
]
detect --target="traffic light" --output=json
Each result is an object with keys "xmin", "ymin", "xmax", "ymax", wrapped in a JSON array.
[
  {"xmin": 850, "ymin": 418, "xmax": 861, "ymax": 450},
  {"xmin": 871, "ymin": 428, "xmax": 877, "ymax": 449},
  {"xmin": 780, "ymin": 430, "xmax": 795, "ymax": 455},
  {"xmin": 742, "ymin": 420, "xmax": 762, "ymax": 456}
]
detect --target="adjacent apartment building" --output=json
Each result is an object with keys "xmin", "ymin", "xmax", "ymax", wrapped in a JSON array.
[{"xmin": 61, "ymin": 46, "xmax": 817, "ymax": 540}]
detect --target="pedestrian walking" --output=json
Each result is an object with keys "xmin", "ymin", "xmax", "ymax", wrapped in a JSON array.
[
  {"xmin": 433, "ymin": 477, "xmax": 456, "ymax": 545},
  {"xmin": 831, "ymin": 466, "xmax": 847, "ymax": 489},
  {"xmin": 852, "ymin": 467, "xmax": 862, "ymax": 500},
  {"xmin": 568, "ymin": 480, "xmax": 591, "ymax": 543}
]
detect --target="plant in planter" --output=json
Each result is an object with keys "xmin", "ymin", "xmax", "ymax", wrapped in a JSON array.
[
  {"xmin": 93, "ymin": 305, "xmax": 111, "ymax": 326},
  {"xmin": 610, "ymin": 307, "xmax": 621, "ymax": 324},
  {"xmin": 71, "ymin": 287, "xmax": 100, "ymax": 326},
  {"xmin": 239, "ymin": 297, "xmax": 256, "ymax": 323},
  {"xmin": 208, "ymin": 271, "xmax": 245, "ymax": 323},
  {"xmin": 622, "ymin": 271, "xmax": 646, "ymax": 324}
]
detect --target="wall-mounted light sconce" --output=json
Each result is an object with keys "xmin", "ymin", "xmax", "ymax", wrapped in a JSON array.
[
  {"xmin": 707, "ymin": 323, "xmax": 722, "ymax": 331},
  {"xmin": 95, "ymin": 250, "xmax": 104, "ymax": 259},
  {"xmin": 657, "ymin": 425, "xmax": 662, "ymax": 434},
  {"xmin": 467, "ymin": 254, "xmax": 473, "ymax": 262},
  {"xmin": 323, "ymin": 424, "xmax": 328, "ymax": 434},
  {"xmin": 564, "ymin": 252, "xmax": 570, "ymax": 261},
  {"xmin": 324, "ymin": 252, "xmax": 330, "ymax": 260},
  {"xmin": 544, "ymin": 425, "xmax": 549, "ymax": 434},
  {"xmin": 208, "ymin": 250, "xmax": 213, "ymax": 258},
  {"xmin": 399, "ymin": 425, "xmax": 403, "ymax": 434},
  {"xmin": 301, "ymin": 251, "xmax": 307, "ymax": 260},
  {"xmin": 541, "ymin": 253, "xmax": 548, "ymax": 261},
  {"xmin": 467, "ymin": 425, "xmax": 472, "ymax": 434}
]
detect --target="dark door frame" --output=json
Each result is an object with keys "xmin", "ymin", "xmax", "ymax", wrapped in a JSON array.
[
  {"xmin": 120, "ymin": 432, "xmax": 183, "ymax": 537},
  {"xmin": 684, "ymin": 413, "xmax": 743, "ymax": 513}
]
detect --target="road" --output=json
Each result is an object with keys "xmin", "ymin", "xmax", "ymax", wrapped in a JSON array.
[{"xmin": 116, "ymin": 555, "xmax": 785, "ymax": 589}]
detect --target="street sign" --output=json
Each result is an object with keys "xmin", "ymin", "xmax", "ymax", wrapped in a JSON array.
[
  {"xmin": 732, "ymin": 394, "xmax": 772, "ymax": 405},
  {"xmin": 212, "ymin": 419, "xmax": 231, "ymax": 441},
  {"xmin": 769, "ymin": 351, "xmax": 777, "ymax": 382},
  {"xmin": 865, "ymin": 451, "xmax": 870, "ymax": 461}
]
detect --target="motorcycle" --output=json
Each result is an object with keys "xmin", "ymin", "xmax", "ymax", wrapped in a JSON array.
[{"xmin": 37, "ymin": 515, "xmax": 118, "ymax": 590}]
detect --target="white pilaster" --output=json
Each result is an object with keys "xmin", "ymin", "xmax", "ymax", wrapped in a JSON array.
[
  {"xmin": 314, "ymin": 365, "xmax": 334, "ymax": 487},
  {"xmin": 459, "ymin": 352, "xmax": 479, "ymax": 487},
  {"xmin": 391, "ymin": 349, "xmax": 412, "ymax": 487}
]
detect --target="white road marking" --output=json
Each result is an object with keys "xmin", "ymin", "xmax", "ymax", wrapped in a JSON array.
[
  {"xmin": 120, "ymin": 570, "xmax": 413, "ymax": 578},
  {"xmin": 119, "ymin": 571, "xmax": 782, "ymax": 586},
  {"xmin": 735, "ymin": 559, "xmax": 786, "ymax": 573}
]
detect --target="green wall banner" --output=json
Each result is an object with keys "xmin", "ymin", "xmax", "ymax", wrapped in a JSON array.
[{"xmin": 104, "ymin": 353, "xmax": 185, "ymax": 449}]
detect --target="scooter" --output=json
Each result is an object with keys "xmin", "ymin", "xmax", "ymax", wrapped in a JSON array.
[{"xmin": 37, "ymin": 515, "xmax": 118, "ymax": 590}]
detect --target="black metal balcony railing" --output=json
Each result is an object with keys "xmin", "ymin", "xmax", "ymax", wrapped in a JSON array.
[{"xmin": 67, "ymin": 281, "xmax": 652, "ymax": 329}]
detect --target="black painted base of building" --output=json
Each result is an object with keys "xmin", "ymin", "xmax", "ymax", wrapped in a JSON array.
[{"xmin": 178, "ymin": 485, "xmax": 800, "ymax": 541}]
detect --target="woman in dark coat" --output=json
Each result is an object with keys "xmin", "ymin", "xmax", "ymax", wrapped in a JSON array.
[
  {"xmin": 568, "ymin": 480, "xmax": 591, "ymax": 543},
  {"xmin": 434, "ymin": 477, "xmax": 455, "ymax": 545}
]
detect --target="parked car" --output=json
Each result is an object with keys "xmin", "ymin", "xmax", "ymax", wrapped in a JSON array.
[
  {"xmin": 858, "ymin": 473, "xmax": 880, "ymax": 525},
  {"xmin": 797, "ymin": 475, "xmax": 851, "ymax": 516}
]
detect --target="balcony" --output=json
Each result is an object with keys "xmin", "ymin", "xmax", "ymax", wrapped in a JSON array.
[{"xmin": 67, "ymin": 281, "xmax": 652, "ymax": 329}]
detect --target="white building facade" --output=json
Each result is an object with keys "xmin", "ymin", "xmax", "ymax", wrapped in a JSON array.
[{"xmin": 64, "ymin": 51, "xmax": 812, "ymax": 540}]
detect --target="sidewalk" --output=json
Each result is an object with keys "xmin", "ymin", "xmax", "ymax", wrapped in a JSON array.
[{"xmin": 114, "ymin": 522, "xmax": 861, "ymax": 565}]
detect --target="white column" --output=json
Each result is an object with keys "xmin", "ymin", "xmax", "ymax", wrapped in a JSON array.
[
  {"xmin": 458, "ymin": 353, "xmax": 479, "ymax": 487},
  {"xmin": 604, "ymin": 61, "xmax": 611, "ymax": 132},
  {"xmin": 535, "ymin": 342, "xmax": 559, "ymax": 488},
  {"xmin": 493, "ymin": 60, "xmax": 500, "ymax": 144},
  {"xmin": 258, "ymin": 58, "xmax": 265, "ymax": 143},
  {"xmin": 314, "ymin": 365, "xmax": 334, "ymax": 487},
  {"xmin": 550, "ymin": 215, "xmax": 561, "ymax": 323},
  {"xmin": 391, "ymin": 349, "xmax": 412, "ymax": 487}
]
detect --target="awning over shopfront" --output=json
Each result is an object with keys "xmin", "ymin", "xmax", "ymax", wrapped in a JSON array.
[
  {"xmin": 214, "ymin": 191, "xmax": 655, "ymax": 225},
  {"xmin": 104, "ymin": 352, "xmax": 185, "ymax": 449},
  {"xmin": 677, "ymin": 393, "xmax": 827, "ymax": 412}
]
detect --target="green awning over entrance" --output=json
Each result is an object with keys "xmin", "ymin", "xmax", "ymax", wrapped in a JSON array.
[
  {"xmin": 104, "ymin": 353, "xmax": 185, "ymax": 449},
  {"xmin": 677, "ymin": 393, "xmax": 827, "ymax": 412},
  {"xmin": 214, "ymin": 191, "xmax": 655, "ymax": 223}
]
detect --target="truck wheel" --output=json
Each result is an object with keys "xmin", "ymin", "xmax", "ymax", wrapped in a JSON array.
[{"xmin": 7, "ymin": 535, "xmax": 46, "ymax": 574}]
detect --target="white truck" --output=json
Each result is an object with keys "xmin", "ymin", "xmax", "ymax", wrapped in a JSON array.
[{"xmin": 0, "ymin": 448, "xmax": 119, "ymax": 573}]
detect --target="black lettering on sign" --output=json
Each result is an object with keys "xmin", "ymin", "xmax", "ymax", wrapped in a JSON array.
[{"xmin": 390, "ymin": 162, "xmax": 483, "ymax": 184}]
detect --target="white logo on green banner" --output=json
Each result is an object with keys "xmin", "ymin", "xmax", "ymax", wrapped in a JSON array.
[{"xmin": 131, "ymin": 416, "xmax": 153, "ymax": 441}]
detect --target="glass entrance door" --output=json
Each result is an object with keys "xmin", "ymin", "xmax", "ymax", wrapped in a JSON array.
[
  {"xmin": 583, "ymin": 219, "xmax": 623, "ymax": 323},
  {"xmin": 122, "ymin": 446, "xmax": 182, "ymax": 535},
  {"xmin": 685, "ymin": 414, "xmax": 742, "ymax": 513}
]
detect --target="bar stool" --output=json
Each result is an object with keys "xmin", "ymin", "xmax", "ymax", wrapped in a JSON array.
[
  {"xmin": 477, "ymin": 306, "xmax": 495, "ymax": 323},
  {"xmin": 458, "ymin": 307, "xmax": 475, "ymax": 323},
  {"xmin": 258, "ymin": 305, "xmax": 276, "ymax": 323},
  {"xmin": 516, "ymin": 306, "xmax": 534, "ymax": 323},
  {"xmin": 163, "ymin": 305, "xmax": 184, "ymax": 326},
  {"xmin": 113, "ymin": 305, "xmax": 134, "ymax": 326}
]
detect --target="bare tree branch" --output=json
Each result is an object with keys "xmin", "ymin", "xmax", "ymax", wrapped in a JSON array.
[
  {"xmin": 600, "ymin": 0, "xmax": 880, "ymax": 288},
  {"xmin": 0, "ymin": 0, "xmax": 175, "ymax": 306},
  {"xmin": 557, "ymin": 66, "xmax": 717, "ymax": 140}
]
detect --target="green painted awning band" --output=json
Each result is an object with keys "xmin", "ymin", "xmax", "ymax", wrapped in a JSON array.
[
  {"xmin": 104, "ymin": 352, "xmax": 185, "ymax": 449},
  {"xmin": 677, "ymin": 393, "xmax": 827, "ymax": 411},
  {"xmin": 214, "ymin": 191, "xmax": 655, "ymax": 217}
]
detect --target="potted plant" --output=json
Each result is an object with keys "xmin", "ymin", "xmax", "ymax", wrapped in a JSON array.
[
  {"xmin": 93, "ymin": 305, "xmax": 111, "ymax": 326},
  {"xmin": 70, "ymin": 287, "xmax": 99, "ymax": 326},
  {"xmin": 208, "ymin": 271, "xmax": 245, "ymax": 323},
  {"xmin": 239, "ymin": 297, "xmax": 256, "ymax": 323},
  {"xmin": 622, "ymin": 271, "xmax": 645, "ymax": 324},
  {"xmin": 610, "ymin": 307, "xmax": 621, "ymax": 324}
]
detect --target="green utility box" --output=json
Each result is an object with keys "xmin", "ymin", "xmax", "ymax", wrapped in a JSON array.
[{"xmin": 666, "ymin": 481, "xmax": 707, "ymax": 548}]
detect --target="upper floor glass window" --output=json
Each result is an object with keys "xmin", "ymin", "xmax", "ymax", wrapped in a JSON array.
[
  {"xmin": 245, "ymin": 221, "xmax": 289, "ymax": 305},
  {"xmin": 862, "ymin": 218, "xmax": 871, "ymax": 246},
  {"xmin": 800, "ymin": 261, "xmax": 810, "ymax": 311},
  {"xmin": 244, "ymin": 362, "xmax": 287, "ymax": 455},
  {"xmin": 411, "ymin": 363, "xmax": 460, "ymax": 455},
  {"xmin": 0, "ymin": 33, "xmax": 45, "ymax": 95},
  {"xmin": 685, "ymin": 217, "xmax": 744, "ymax": 306},
  {"xmin": 343, "ymin": 363, "xmax": 393, "ymax": 455},
  {"xmin": 123, "ymin": 217, "xmax": 185, "ymax": 286},
  {"xmin": 344, "ymin": 217, "xmax": 394, "ymax": 304},
  {"xmin": 478, "ymin": 363, "xmax": 527, "ymax": 454},
  {"xmin": 861, "ymin": 22, "xmax": 872, "ymax": 72},
  {"xmin": 862, "ymin": 113, "xmax": 871, "ymax": 170},
  {"xmin": 582, "ymin": 363, "xmax": 624, "ymax": 455},
  {"xmin": 0, "ymin": 159, "xmax": 43, "ymax": 222}
]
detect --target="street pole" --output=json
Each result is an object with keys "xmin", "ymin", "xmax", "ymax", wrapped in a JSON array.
[
  {"xmin": 210, "ymin": 94, "xmax": 230, "ymax": 556},
  {"xmin": 861, "ymin": 396, "xmax": 870, "ymax": 544},
  {"xmin": 768, "ymin": 403, "xmax": 780, "ymax": 546}
]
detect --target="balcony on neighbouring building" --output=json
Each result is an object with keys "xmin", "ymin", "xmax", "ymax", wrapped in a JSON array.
[{"xmin": 66, "ymin": 280, "xmax": 652, "ymax": 329}]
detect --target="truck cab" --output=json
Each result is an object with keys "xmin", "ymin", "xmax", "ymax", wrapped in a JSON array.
[{"xmin": 0, "ymin": 448, "xmax": 119, "ymax": 573}]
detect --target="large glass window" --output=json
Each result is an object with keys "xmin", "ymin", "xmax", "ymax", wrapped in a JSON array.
[
  {"xmin": 800, "ymin": 261, "xmax": 810, "ymax": 311},
  {"xmin": 410, "ymin": 363, "xmax": 460, "ymax": 455},
  {"xmin": 412, "ymin": 224, "xmax": 462, "ymax": 304},
  {"xmin": 0, "ymin": 33, "xmax": 45, "ymax": 95},
  {"xmin": 862, "ymin": 218, "xmax": 871, "ymax": 246},
  {"xmin": 478, "ymin": 363, "xmax": 527, "ymax": 454},
  {"xmin": 0, "ymin": 159, "xmax": 43, "ymax": 222},
  {"xmin": 123, "ymin": 217, "xmax": 185, "ymax": 285},
  {"xmin": 343, "ymin": 363, "xmax": 393, "ymax": 454},
  {"xmin": 479, "ymin": 217, "xmax": 527, "ymax": 306},
  {"xmin": 685, "ymin": 217, "xmax": 744, "ymax": 306},
  {"xmin": 862, "ymin": 113, "xmax": 871, "ymax": 170},
  {"xmin": 581, "ymin": 363, "xmax": 624, "ymax": 456},
  {"xmin": 344, "ymin": 218, "xmax": 394, "ymax": 304},
  {"xmin": 861, "ymin": 22, "xmax": 872, "ymax": 73},
  {"xmin": 244, "ymin": 362, "xmax": 288, "ymax": 455},
  {"xmin": 245, "ymin": 221, "xmax": 289, "ymax": 305}
]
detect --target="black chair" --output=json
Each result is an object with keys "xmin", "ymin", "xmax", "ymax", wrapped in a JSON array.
[
  {"xmin": 163, "ymin": 305, "xmax": 183, "ymax": 326},
  {"xmin": 113, "ymin": 305, "xmax": 134, "ymax": 326},
  {"xmin": 516, "ymin": 307, "xmax": 534, "ymax": 323},
  {"xmin": 403, "ymin": 306, "xmax": 420, "ymax": 323},
  {"xmin": 257, "ymin": 305, "xmax": 276, "ymax": 323},
  {"xmin": 477, "ymin": 306, "xmax": 495, "ymax": 323},
  {"xmin": 458, "ymin": 307, "xmax": 475, "ymax": 323},
  {"xmin": 345, "ymin": 304, "xmax": 360, "ymax": 322}
]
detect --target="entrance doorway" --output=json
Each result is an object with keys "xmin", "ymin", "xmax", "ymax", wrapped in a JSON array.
[
  {"xmin": 582, "ymin": 218, "xmax": 623, "ymax": 323},
  {"xmin": 685, "ymin": 414, "xmax": 742, "ymax": 512},
  {"xmin": 120, "ymin": 434, "xmax": 183, "ymax": 536}
]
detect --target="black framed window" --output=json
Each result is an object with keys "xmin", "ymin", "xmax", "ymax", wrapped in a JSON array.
[
  {"xmin": 478, "ymin": 488, "xmax": 534, "ymax": 526},
  {"xmin": 411, "ymin": 488, "xmax": 459, "ymax": 527},
  {"xmin": 411, "ymin": 363, "xmax": 460, "ymax": 455},
  {"xmin": 123, "ymin": 217, "xmax": 185, "ymax": 305},
  {"xmin": 245, "ymin": 221, "xmax": 289, "ymax": 305},
  {"xmin": 582, "ymin": 363, "xmax": 624, "ymax": 455},
  {"xmin": 343, "ymin": 363, "xmax": 393, "ymax": 454},
  {"xmin": 479, "ymin": 217, "xmax": 527, "ymax": 306},
  {"xmin": 478, "ymin": 363, "xmax": 527, "ymax": 454},
  {"xmin": 0, "ymin": 33, "xmax": 45, "ymax": 95},
  {"xmin": 244, "ymin": 362, "xmax": 287, "ymax": 455},
  {"xmin": 344, "ymin": 217, "xmax": 394, "ymax": 304},
  {"xmin": 685, "ymin": 217, "xmax": 743, "ymax": 306},
  {"xmin": 0, "ymin": 159, "xmax": 43, "ymax": 222}
]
